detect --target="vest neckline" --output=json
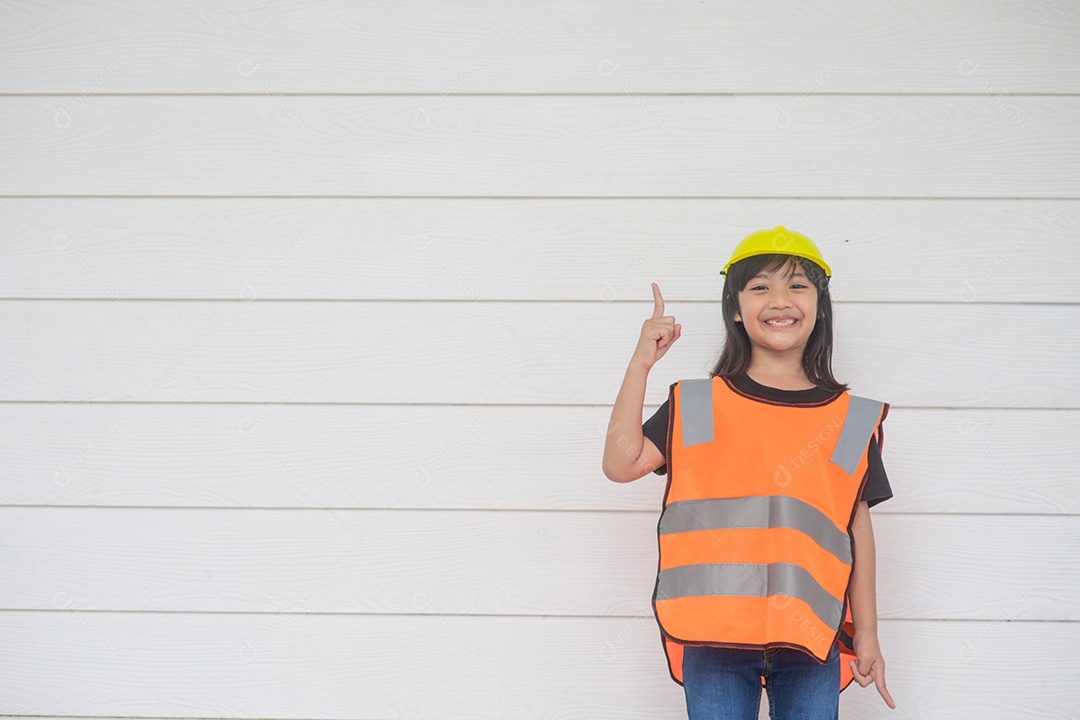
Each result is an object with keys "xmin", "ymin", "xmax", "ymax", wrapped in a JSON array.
[{"xmin": 723, "ymin": 372, "xmax": 844, "ymax": 408}]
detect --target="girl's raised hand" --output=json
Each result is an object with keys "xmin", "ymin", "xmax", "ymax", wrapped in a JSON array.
[{"xmin": 633, "ymin": 283, "xmax": 682, "ymax": 371}]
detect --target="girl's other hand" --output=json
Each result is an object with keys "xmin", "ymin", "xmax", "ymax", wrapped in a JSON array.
[
  {"xmin": 849, "ymin": 635, "xmax": 896, "ymax": 709},
  {"xmin": 633, "ymin": 283, "xmax": 682, "ymax": 371}
]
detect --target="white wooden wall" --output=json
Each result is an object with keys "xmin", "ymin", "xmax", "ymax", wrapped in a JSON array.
[{"xmin": 1, "ymin": 1, "xmax": 1079, "ymax": 718}]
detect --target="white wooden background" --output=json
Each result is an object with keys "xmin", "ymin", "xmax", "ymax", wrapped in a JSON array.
[{"xmin": 1, "ymin": 1, "xmax": 1079, "ymax": 718}]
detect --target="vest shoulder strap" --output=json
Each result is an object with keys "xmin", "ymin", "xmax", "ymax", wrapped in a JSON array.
[{"xmin": 831, "ymin": 394, "xmax": 886, "ymax": 474}]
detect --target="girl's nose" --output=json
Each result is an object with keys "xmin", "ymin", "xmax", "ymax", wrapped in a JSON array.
[{"xmin": 768, "ymin": 291, "xmax": 793, "ymax": 308}]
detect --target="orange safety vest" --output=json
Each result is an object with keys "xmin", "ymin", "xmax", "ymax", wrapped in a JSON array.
[{"xmin": 652, "ymin": 375, "xmax": 889, "ymax": 693}]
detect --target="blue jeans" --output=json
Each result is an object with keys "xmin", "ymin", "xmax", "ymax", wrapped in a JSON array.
[{"xmin": 682, "ymin": 641, "xmax": 840, "ymax": 720}]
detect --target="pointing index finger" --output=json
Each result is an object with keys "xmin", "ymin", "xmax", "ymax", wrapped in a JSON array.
[
  {"xmin": 651, "ymin": 283, "xmax": 665, "ymax": 319},
  {"xmin": 874, "ymin": 668, "xmax": 896, "ymax": 708}
]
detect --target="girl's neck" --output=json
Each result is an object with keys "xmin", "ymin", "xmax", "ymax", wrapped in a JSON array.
[{"xmin": 744, "ymin": 362, "xmax": 815, "ymax": 391}]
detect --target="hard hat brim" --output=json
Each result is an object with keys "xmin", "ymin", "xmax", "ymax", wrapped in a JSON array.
[
  {"xmin": 720, "ymin": 252, "xmax": 832, "ymax": 278},
  {"xmin": 719, "ymin": 226, "xmax": 832, "ymax": 278}
]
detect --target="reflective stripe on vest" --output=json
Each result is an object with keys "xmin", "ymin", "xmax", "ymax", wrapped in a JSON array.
[
  {"xmin": 655, "ymin": 561, "xmax": 843, "ymax": 629},
  {"xmin": 830, "ymin": 395, "xmax": 887, "ymax": 474},
  {"xmin": 678, "ymin": 378, "xmax": 714, "ymax": 446},
  {"xmin": 659, "ymin": 495, "xmax": 853, "ymax": 564},
  {"xmin": 652, "ymin": 375, "xmax": 887, "ymax": 691}
]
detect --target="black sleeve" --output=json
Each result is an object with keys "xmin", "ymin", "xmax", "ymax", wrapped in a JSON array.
[
  {"xmin": 642, "ymin": 398, "xmax": 671, "ymax": 476},
  {"xmin": 859, "ymin": 434, "xmax": 893, "ymax": 508}
]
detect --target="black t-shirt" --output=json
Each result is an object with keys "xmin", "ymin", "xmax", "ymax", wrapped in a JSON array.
[{"xmin": 641, "ymin": 372, "xmax": 894, "ymax": 508}]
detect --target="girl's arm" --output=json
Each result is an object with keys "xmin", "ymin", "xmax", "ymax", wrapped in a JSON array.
[
  {"xmin": 602, "ymin": 283, "xmax": 680, "ymax": 483},
  {"xmin": 602, "ymin": 359, "xmax": 663, "ymax": 482},
  {"xmin": 849, "ymin": 500, "xmax": 879, "ymax": 637},
  {"xmin": 848, "ymin": 500, "xmax": 897, "ymax": 708}
]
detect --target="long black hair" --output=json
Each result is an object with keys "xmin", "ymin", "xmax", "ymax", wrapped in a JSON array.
[{"xmin": 709, "ymin": 253, "xmax": 848, "ymax": 393}]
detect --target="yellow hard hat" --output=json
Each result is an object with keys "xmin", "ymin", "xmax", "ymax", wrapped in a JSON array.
[{"xmin": 720, "ymin": 225, "xmax": 832, "ymax": 278}]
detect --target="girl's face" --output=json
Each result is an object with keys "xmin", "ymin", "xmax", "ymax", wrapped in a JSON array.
[{"xmin": 734, "ymin": 260, "xmax": 819, "ymax": 358}]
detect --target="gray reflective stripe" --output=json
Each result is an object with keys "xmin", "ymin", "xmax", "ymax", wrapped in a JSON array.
[
  {"xmin": 679, "ymin": 379, "xmax": 714, "ymax": 447},
  {"xmin": 830, "ymin": 395, "xmax": 884, "ymax": 475},
  {"xmin": 655, "ymin": 562, "xmax": 843, "ymax": 629},
  {"xmin": 659, "ymin": 495, "xmax": 852, "ymax": 565}
]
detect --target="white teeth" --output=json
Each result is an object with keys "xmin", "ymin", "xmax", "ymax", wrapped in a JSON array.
[{"xmin": 766, "ymin": 319, "xmax": 796, "ymax": 326}]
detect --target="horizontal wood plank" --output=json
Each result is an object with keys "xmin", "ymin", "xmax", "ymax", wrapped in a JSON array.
[
  {"xmin": 0, "ymin": 404, "xmax": 1073, "ymax": 514},
  {"xmin": 3, "ymin": 96, "xmax": 1077, "ymax": 197},
  {"xmin": 1, "ymin": 0, "xmax": 1077, "ymax": 93},
  {"xmin": 2, "ymin": 508, "xmax": 1075, "ymax": 621},
  {"xmin": 1, "ymin": 198, "xmax": 1075, "ymax": 302},
  {"xmin": 0, "ymin": 612, "xmax": 1075, "ymax": 718},
  {"xmin": 0, "ymin": 301, "xmax": 1077, "ymax": 407}
]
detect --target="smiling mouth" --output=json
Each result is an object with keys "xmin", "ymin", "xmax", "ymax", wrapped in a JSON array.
[{"xmin": 764, "ymin": 319, "xmax": 798, "ymax": 328}]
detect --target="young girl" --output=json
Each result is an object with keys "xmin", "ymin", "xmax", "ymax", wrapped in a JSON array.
[{"xmin": 602, "ymin": 227, "xmax": 897, "ymax": 719}]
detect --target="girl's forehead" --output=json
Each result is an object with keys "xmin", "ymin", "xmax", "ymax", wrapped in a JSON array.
[{"xmin": 748, "ymin": 261, "xmax": 807, "ymax": 281}]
